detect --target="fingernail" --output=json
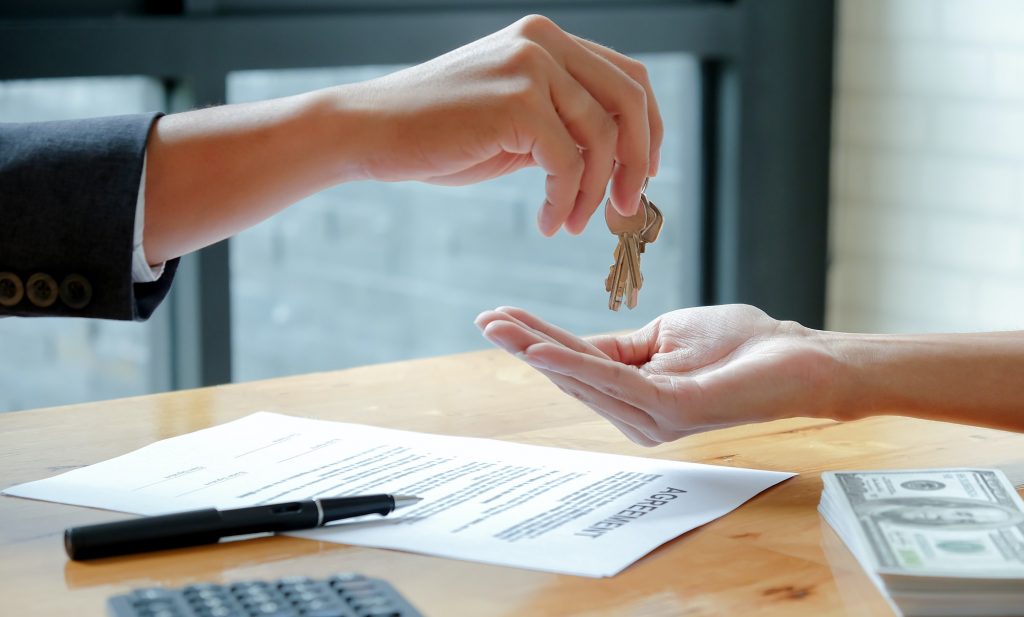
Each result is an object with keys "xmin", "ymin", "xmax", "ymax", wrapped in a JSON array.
[
  {"xmin": 537, "ymin": 201, "xmax": 558, "ymax": 236},
  {"xmin": 481, "ymin": 325, "xmax": 515, "ymax": 354},
  {"xmin": 474, "ymin": 310, "xmax": 497, "ymax": 330}
]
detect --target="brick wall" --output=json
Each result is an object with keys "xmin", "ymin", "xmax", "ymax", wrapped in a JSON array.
[{"xmin": 828, "ymin": 0, "xmax": 1024, "ymax": 333}]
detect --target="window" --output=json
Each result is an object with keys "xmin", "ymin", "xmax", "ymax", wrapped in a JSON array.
[
  {"xmin": 227, "ymin": 55, "xmax": 701, "ymax": 380},
  {"xmin": 0, "ymin": 76, "xmax": 165, "ymax": 412},
  {"xmin": 0, "ymin": 2, "xmax": 834, "ymax": 399}
]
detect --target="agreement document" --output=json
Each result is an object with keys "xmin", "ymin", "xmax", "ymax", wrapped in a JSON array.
[{"xmin": 4, "ymin": 412, "xmax": 793, "ymax": 577}]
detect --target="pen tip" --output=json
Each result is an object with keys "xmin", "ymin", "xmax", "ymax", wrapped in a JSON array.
[{"xmin": 392, "ymin": 495, "xmax": 422, "ymax": 509}]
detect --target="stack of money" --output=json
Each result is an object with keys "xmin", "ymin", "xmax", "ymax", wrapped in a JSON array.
[{"xmin": 819, "ymin": 469, "xmax": 1024, "ymax": 617}]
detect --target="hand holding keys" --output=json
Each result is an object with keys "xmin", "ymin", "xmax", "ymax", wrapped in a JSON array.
[{"xmin": 604, "ymin": 183, "xmax": 663, "ymax": 311}]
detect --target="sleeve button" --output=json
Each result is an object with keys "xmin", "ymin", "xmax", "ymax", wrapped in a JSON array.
[
  {"xmin": 59, "ymin": 274, "xmax": 93, "ymax": 309},
  {"xmin": 0, "ymin": 272, "xmax": 24, "ymax": 307},
  {"xmin": 26, "ymin": 273, "xmax": 59, "ymax": 308}
]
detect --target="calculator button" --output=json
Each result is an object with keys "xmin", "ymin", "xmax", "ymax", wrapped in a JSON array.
[
  {"xmin": 353, "ymin": 603, "xmax": 394, "ymax": 614},
  {"xmin": 335, "ymin": 580, "xmax": 374, "ymax": 590},
  {"xmin": 107, "ymin": 573, "xmax": 421, "ymax": 617},
  {"xmin": 304, "ymin": 609, "xmax": 350, "ymax": 617},
  {"xmin": 135, "ymin": 589, "xmax": 175, "ymax": 600},
  {"xmin": 343, "ymin": 588, "xmax": 383, "ymax": 602},
  {"xmin": 184, "ymin": 584, "xmax": 222, "ymax": 594},
  {"xmin": 202, "ymin": 598, "xmax": 229, "ymax": 608},
  {"xmin": 329, "ymin": 574, "xmax": 367, "ymax": 584},
  {"xmin": 252, "ymin": 603, "xmax": 294, "ymax": 617}
]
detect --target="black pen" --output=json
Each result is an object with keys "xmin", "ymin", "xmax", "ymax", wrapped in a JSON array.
[{"xmin": 64, "ymin": 493, "xmax": 422, "ymax": 560}]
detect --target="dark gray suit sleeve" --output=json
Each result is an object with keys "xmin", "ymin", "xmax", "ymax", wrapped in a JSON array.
[{"xmin": 0, "ymin": 113, "xmax": 179, "ymax": 320}]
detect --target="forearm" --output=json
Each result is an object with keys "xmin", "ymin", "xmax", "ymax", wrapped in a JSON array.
[
  {"xmin": 824, "ymin": 330, "xmax": 1024, "ymax": 431},
  {"xmin": 143, "ymin": 86, "xmax": 367, "ymax": 264}
]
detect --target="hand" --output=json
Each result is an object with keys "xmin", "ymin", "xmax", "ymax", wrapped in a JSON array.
[
  {"xmin": 475, "ymin": 305, "xmax": 836, "ymax": 446},
  {"xmin": 342, "ymin": 14, "xmax": 663, "ymax": 236},
  {"xmin": 143, "ymin": 15, "xmax": 662, "ymax": 264}
]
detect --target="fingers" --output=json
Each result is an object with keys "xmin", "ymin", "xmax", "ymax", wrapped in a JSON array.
[
  {"xmin": 475, "ymin": 313, "xmax": 559, "ymax": 354},
  {"xmin": 586, "ymin": 327, "xmax": 656, "ymax": 367},
  {"xmin": 522, "ymin": 341, "xmax": 669, "ymax": 442},
  {"xmin": 525, "ymin": 103, "xmax": 586, "ymax": 237},
  {"xmin": 475, "ymin": 312, "xmax": 662, "ymax": 446},
  {"xmin": 541, "ymin": 62, "xmax": 618, "ymax": 235},
  {"xmin": 478, "ymin": 306, "xmax": 658, "ymax": 382},
  {"xmin": 545, "ymin": 33, "xmax": 650, "ymax": 216},
  {"xmin": 586, "ymin": 335, "xmax": 637, "ymax": 364},
  {"xmin": 571, "ymin": 35, "xmax": 664, "ymax": 178},
  {"xmin": 585, "ymin": 313, "xmax": 661, "ymax": 365},
  {"xmin": 520, "ymin": 341, "xmax": 662, "ymax": 414},
  {"xmin": 510, "ymin": 15, "xmax": 656, "ymax": 227},
  {"xmin": 540, "ymin": 370, "xmax": 660, "ymax": 447},
  {"xmin": 486, "ymin": 306, "xmax": 610, "ymax": 359}
]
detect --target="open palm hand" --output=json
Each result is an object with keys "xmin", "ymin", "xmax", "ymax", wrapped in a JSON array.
[{"xmin": 476, "ymin": 305, "xmax": 835, "ymax": 446}]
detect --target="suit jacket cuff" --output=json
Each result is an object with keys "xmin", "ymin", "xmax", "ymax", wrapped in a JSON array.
[{"xmin": 0, "ymin": 112, "xmax": 178, "ymax": 321}]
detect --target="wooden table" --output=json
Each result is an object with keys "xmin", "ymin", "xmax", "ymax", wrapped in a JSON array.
[{"xmin": 2, "ymin": 349, "xmax": 1023, "ymax": 616}]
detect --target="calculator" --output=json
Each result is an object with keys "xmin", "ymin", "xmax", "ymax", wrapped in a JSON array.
[{"xmin": 107, "ymin": 573, "xmax": 424, "ymax": 617}]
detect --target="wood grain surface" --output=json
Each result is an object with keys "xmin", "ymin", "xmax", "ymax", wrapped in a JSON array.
[{"xmin": 2, "ymin": 348, "xmax": 1022, "ymax": 616}]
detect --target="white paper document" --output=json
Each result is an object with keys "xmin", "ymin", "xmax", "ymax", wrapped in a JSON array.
[{"xmin": 4, "ymin": 412, "xmax": 793, "ymax": 577}]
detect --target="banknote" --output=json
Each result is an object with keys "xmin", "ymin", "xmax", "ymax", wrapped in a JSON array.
[{"xmin": 821, "ymin": 469, "xmax": 1024, "ymax": 578}]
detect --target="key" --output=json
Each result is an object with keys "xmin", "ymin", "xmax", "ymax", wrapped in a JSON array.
[
  {"xmin": 604, "ymin": 244, "xmax": 619, "ymax": 294},
  {"xmin": 605, "ymin": 199, "xmax": 647, "ymax": 311},
  {"xmin": 603, "ymin": 179, "xmax": 665, "ymax": 311},
  {"xmin": 628, "ymin": 196, "xmax": 663, "ymax": 308},
  {"xmin": 625, "ymin": 196, "xmax": 663, "ymax": 308},
  {"xmin": 604, "ymin": 242, "xmax": 625, "ymax": 311},
  {"xmin": 640, "ymin": 196, "xmax": 663, "ymax": 250},
  {"xmin": 622, "ymin": 231, "xmax": 643, "ymax": 309},
  {"xmin": 607, "ymin": 210, "xmax": 642, "ymax": 310},
  {"xmin": 603, "ymin": 241, "xmax": 638, "ymax": 297},
  {"xmin": 618, "ymin": 245, "xmax": 633, "ymax": 311}
]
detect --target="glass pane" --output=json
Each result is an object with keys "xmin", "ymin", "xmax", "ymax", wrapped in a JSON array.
[
  {"xmin": 0, "ymin": 76, "xmax": 164, "ymax": 412},
  {"xmin": 229, "ymin": 56, "xmax": 700, "ymax": 381}
]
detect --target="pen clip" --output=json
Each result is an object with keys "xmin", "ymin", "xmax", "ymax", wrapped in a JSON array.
[{"xmin": 313, "ymin": 498, "xmax": 325, "ymax": 527}]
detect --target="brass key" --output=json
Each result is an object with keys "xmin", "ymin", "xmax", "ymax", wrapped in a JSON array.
[
  {"xmin": 640, "ymin": 196, "xmax": 663, "ymax": 249},
  {"xmin": 604, "ymin": 181, "xmax": 663, "ymax": 311},
  {"xmin": 605, "ymin": 199, "xmax": 647, "ymax": 311}
]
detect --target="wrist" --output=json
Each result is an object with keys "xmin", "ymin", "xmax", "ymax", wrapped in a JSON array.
[
  {"xmin": 767, "ymin": 320, "xmax": 859, "ymax": 423},
  {"xmin": 817, "ymin": 331, "xmax": 887, "ymax": 422},
  {"xmin": 818, "ymin": 329, "xmax": 1024, "ymax": 430},
  {"xmin": 298, "ymin": 84, "xmax": 380, "ymax": 186}
]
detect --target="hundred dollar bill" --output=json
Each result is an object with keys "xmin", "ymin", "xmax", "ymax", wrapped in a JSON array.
[{"xmin": 821, "ymin": 469, "xmax": 1024, "ymax": 579}]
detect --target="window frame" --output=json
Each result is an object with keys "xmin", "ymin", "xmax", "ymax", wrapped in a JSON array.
[{"xmin": 0, "ymin": 0, "xmax": 835, "ymax": 391}]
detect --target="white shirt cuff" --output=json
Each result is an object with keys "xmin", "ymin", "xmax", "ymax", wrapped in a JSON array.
[{"xmin": 131, "ymin": 154, "xmax": 166, "ymax": 284}]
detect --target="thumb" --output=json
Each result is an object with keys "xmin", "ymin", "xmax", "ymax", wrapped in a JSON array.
[{"xmin": 586, "ymin": 327, "xmax": 653, "ymax": 366}]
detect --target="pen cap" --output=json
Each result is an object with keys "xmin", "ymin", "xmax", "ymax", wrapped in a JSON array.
[{"xmin": 65, "ymin": 509, "xmax": 223, "ymax": 560}]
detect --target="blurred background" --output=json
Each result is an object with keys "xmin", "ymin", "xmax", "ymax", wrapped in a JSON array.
[
  {"xmin": 828, "ymin": 0, "xmax": 1024, "ymax": 333},
  {"xmin": 0, "ymin": 0, "xmax": 1020, "ymax": 413}
]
